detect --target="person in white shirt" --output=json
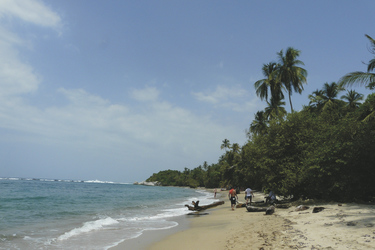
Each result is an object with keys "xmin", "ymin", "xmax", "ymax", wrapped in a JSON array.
[{"xmin": 244, "ymin": 187, "xmax": 254, "ymax": 205}]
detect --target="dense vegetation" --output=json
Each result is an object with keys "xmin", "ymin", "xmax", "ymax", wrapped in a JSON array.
[{"xmin": 147, "ymin": 35, "xmax": 375, "ymax": 202}]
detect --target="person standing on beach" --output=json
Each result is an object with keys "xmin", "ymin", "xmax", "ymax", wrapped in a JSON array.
[
  {"xmin": 228, "ymin": 188, "xmax": 238, "ymax": 210},
  {"xmin": 214, "ymin": 188, "xmax": 217, "ymax": 198},
  {"xmin": 244, "ymin": 187, "xmax": 254, "ymax": 205}
]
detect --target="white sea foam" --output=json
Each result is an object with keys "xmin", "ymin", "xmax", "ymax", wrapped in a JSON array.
[
  {"xmin": 85, "ymin": 179, "xmax": 116, "ymax": 184},
  {"xmin": 57, "ymin": 217, "xmax": 119, "ymax": 241}
]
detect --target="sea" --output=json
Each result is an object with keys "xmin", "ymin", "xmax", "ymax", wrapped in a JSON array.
[{"xmin": 0, "ymin": 177, "xmax": 217, "ymax": 250}]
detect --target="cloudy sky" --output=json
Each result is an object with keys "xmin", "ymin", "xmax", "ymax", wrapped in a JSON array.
[{"xmin": 1, "ymin": 0, "xmax": 374, "ymax": 182}]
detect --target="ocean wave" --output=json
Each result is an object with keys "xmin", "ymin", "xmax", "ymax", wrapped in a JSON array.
[
  {"xmin": 84, "ymin": 180, "xmax": 116, "ymax": 184},
  {"xmin": 0, "ymin": 177, "xmax": 131, "ymax": 184},
  {"xmin": 57, "ymin": 217, "xmax": 119, "ymax": 241}
]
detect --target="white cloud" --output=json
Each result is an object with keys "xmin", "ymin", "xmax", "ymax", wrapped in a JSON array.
[
  {"xmin": 0, "ymin": 0, "xmax": 61, "ymax": 29},
  {"xmin": 0, "ymin": 0, "xmax": 63, "ymax": 97},
  {"xmin": 131, "ymin": 86, "xmax": 160, "ymax": 102},
  {"xmin": 0, "ymin": 84, "xmax": 230, "ymax": 166},
  {"xmin": 58, "ymin": 88, "xmax": 110, "ymax": 107},
  {"xmin": 193, "ymin": 85, "xmax": 247, "ymax": 104},
  {"xmin": 0, "ymin": 42, "xmax": 40, "ymax": 96},
  {"xmin": 192, "ymin": 85, "xmax": 258, "ymax": 112},
  {"xmin": 0, "ymin": 26, "xmax": 24, "ymax": 46}
]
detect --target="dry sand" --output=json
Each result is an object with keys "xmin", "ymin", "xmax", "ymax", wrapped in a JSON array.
[{"xmin": 146, "ymin": 190, "xmax": 375, "ymax": 250}]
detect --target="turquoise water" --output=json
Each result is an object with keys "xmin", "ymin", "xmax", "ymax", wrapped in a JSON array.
[{"xmin": 0, "ymin": 178, "xmax": 215, "ymax": 249}]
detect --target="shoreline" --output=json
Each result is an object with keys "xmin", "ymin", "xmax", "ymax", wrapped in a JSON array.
[
  {"xmin": 112, "ymin": 189, "xmax": 375, "ymax": 249},
  {"xmin": 110, "ymin": 187, "xmax": 219, "ymax": 249},
  {"xmin": 109, "ymin": 215, "xmax": 191, "ymax": 250}
]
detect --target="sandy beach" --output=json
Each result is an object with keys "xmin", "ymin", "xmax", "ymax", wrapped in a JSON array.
[{"xmin": 114, "ymin": 189, "xmax": 375, "ymax": 249}]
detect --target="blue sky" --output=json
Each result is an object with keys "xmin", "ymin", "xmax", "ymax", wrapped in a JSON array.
[{"xmin": 1, "ymin": 0, "xmax": 374, "ymax": 183}]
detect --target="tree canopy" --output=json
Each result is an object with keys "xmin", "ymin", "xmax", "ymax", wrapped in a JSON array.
[{"xmin": 147, "ymin": 36, "xmax": 375, "ymax": 202}]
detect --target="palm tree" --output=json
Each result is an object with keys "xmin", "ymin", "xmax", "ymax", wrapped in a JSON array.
[
  {"xmin": 341, "ymin": 90, "xmax": 364, "ymax": 110},
  {"xmin": 231, "ymin": 143, "xmax": 241, "ymax": 154},
  {"xmin": 277, "ymin": 47, "xmax": 308, "ymax": 112},
  {"xmin": 220, "ymin": 139, "xmax": 231, "ymax": 151},
  {"xmin": 308, "ymin": 89, "xmax": 325, "ymax": 110},
  {"xmin": 320, "ymin": 82, "xmax": 345, "ymax": 109},
  {"xmin": 339, "ymin": 34, "xmax": 375, "ymax": 90},
  {"xmin": 322, "ymin": 82, "xmax": 343, "ymax": 101},
  {"xmin": 254, "ymin": 62, "xmax": 284, "ymax": 103},
  {"xmin": 250, "ymin": 111, "xmax": 268, "ymax": 135},
  {"xmin": 203, "ymin": 161, "xmax": 208, "ymax": 171},
  {"xmin": 264, "ymin": 97, "xmax": 286, "ymax": 120}
]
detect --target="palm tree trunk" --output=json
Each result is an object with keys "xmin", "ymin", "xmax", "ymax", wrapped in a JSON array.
[{"xmin": 288, "ymin": 92, "xmax": 294, "ymax": 112}]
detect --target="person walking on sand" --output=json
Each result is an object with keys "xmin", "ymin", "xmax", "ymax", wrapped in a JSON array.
[
  {"xmin": 228, "ymin": 188, "xmax": 238, "ymax": 210},
  {"xmin": 245, "ymin": 187, "xmax": 254, "ymax": 205}
]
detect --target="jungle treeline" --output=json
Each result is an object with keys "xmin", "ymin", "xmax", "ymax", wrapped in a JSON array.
[{"xmin": 146, "ymin": 35, "xmax": 375, "ymax": 202}]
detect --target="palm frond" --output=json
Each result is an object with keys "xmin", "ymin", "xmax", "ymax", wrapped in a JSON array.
[
  {"xmin": 367, "ymin": 58, "xmax": 375, "ymax": 72},
  {"xmin": 362, "ymin": 110, "xmax": 375, "ymax": 122},
  {"xmin": 338, "ymin": 72, "xmax": 375, "ymax": 88}
]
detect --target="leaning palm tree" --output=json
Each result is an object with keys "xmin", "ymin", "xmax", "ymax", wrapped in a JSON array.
[
  {"xmin": 277, "ymin": 47, "xmax": 308, "ymax": 112},
  {"xmin": 250, "ymin": 111, "xmax": 268, "ymax": 135},
  {"xmin": 254, "ymin": 62, "xmax": 284, "ymax": 103},
  {"xmin": 341, "ymin": 90, "xmax": 364, "ymax": 110},
  {"xmin": 339, "ymin": 34, "xmax": 375, "ymax": 90}
]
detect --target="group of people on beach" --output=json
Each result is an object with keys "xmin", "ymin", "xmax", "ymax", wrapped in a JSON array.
[
  {"xmin": 227, "ymin": 187, "xmax": 276, "ymax": 210},
  {"xmin": 228, "ymin": 187, "xmax": 254, "ymax": 210}
]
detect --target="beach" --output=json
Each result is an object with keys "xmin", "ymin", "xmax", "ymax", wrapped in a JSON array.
[{"xmin": 113, "ymin": 189, "xmax": 375, "ymax": 250}]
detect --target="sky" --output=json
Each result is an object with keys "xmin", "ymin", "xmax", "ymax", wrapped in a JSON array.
[{"xmin": 1, "ymin": 0, "xmax": 374, "ymax": 183}]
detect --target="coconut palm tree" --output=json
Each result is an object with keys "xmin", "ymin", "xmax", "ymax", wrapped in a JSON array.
[
  {"xmin": 220, "ymin": 139, "xmax": 231, "ymax": 151},
  {"xmin": 320, "ymin": 82, "xmax": 345, "ymax": 109},
  {"xmin": 250, "ymin": 111, "xmax": 268, "ymax": 135},
  {"xmin": 231, "ymin": 143, "xmax": 241, "ymax": 154},
  {"xmin": 339, "ymin": 34, "xmax": 375, "ymax": 90},
  {"xmin": 308, "ymin": 89, "xmax": 325, "ymax": 110},
  {"xmin": 277, "ymin": 47, "xmax": 308, "ymax": 112},
  {"xmin": 341, "ymin": 90, "xmax": 364, "ymax": 110},
  {"xmin": 322, "ymin": 82, "xmax": 344, "ymax": 101},
  {"xmin": 254, "ymin": 62, "xmax": 284, "ymax": 103},
  {"xmin": 264, "ymin": 97, "xmax": 286, "ymax": 120}
]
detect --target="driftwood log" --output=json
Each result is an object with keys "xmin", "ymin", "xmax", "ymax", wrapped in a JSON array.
[
  {"xmin": 312, "ymin": 207, "xmax": 325, "ymax": 213},
  {"xmin": 185, "ymin": 200, "xmax": 225, "ymax": 211},
  {"xmin": 246, "ymin": 206, "xmax": 267, "ymax": 212},
  {"xmin": 246, "ymin": 205, "xmax": 275, "ymax": 215}
]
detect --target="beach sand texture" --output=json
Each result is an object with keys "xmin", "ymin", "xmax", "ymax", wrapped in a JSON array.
[{"xmin": 147, "ymin": 190, "xmax": 375, "ymax": 250}]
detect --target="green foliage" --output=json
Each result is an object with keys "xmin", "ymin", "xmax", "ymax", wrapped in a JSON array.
[
  {"xmin": 146, "ymin": 170, "xmax": 182, "ymax": 186},
  {"xmin": 147, "ymin": 100, "xmax": 374, "ymax": 201},
  {"xmin": 146, "ymin": 41, "xmax": 375, "ymax": 202}
]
